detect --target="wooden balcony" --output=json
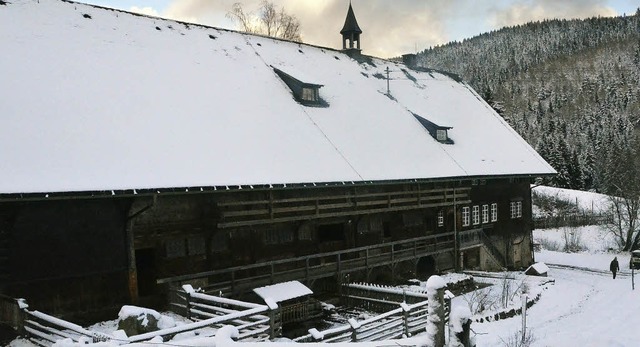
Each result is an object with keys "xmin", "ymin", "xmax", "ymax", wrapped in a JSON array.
[
  {"xmin": 157, "ymin": 233, "xmax": 455, "ymax": 296},
  {"xmin": 217, "ymin": 187, "xmax": 471, "ymax": 228}
]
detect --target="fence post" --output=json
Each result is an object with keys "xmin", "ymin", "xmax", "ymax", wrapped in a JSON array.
[
  {"xmin": 348, "ymin": 318, "xmax": 360, "ymax": 341},
  {"xmin": 265, "ymin": 300, "xmax": 280, "ymax": 340},
  {"xmin": 426, "ymin": 276, "xmax": 446, "ymax": 347},
  {"xmin": 449, "ymin": 305, "xmax": 472, "ymax": 347},
  {"xmin": 14, "ymin": 298, "xmax": 28, "ymax": 336},
  {"xmin": 400, "ymin": 302, "xmax": 410, "ymax": 337},
  {"xmin": 185, "ymin": 291, "xmax": 192, "ymax": 320}
]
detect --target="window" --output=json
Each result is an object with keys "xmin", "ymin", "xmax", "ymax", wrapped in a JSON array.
[
  {"xmin": 482, "ymin": 205, "xmax": 489, "ymax": 224},
  {"xmin": 264, "ymin": 228, "xmax": 294, "ymax": 245},
  {"xmin": 298, "ymin": 223, "xmax": 314, "ymax": 240},
  {"xmin": 510, "ymin": 201, "xmax": 522, "ymax": 219},
  {"xmin": 437, "ymin": 210, "xmax": 444, "ymax": 227},
  {"xmin": 472, "ymin": 205, "xmax": 480, "ymax": 225},
  {"xmin": 273, "ymin": 68, "xmax": 324, "ymax": 106},
  {"xmin": 412, "ymin": 113, "xmax": 453, "ymax": 144},
  {"xmin": 462, "ymin": 207, "xmax": 470, "ymax": 227},
  {"xmin": 302, "ymin": 87, "xmax": 317, "ymax": 102},
  {"xmin": 491, "ymin": 203, "xmax": 498, "ymax": 222}
]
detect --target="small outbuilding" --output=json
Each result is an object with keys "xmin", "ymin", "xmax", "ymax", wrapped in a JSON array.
[
  {"xmin": 253, "ymin": 281, "xmax": 319, "ymax": 325},
  {"xmin": 524, "ymin": 262, "xmax": 549, "ymax": 276}
]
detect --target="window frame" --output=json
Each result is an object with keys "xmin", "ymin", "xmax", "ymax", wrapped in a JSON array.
[
  {"xmin": 301, "ymin": 87, "xmax": 318, "ymax": 102},
  {"xmin": 437, "ymin": 210, "xmax": 444, "ymax": 227},
  {"xmin": 510, "ymin": 201, "xmax": 523, "ymax": 219},
  {"xmin": 491, "ymin": 203, "xmax": 498, "ymax": 222},
  {"xmin": 462, "ymin": 206, "xmax": 470, "ymax": 227},
  {"xmin": 436, "ymin": 129, "xmax": 448, "ymax": 142},
  {"xmin": 482, "ymin": 204, "xmax": 489, "ymax": 224},
  {"xmin": 472, "ymin": 205, "xmax": 480, "ymax": 225}
]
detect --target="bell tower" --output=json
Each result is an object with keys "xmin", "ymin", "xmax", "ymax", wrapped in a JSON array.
[{"xmin": 340, "ymin": 2, "xmax": 362, "ymax": 53}]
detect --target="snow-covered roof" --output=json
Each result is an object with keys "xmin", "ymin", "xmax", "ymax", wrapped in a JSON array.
[
  {"xmin": 525, "ymin": 262, "xmax": 549, "ymax": 276},
  {"xmin": 0, "ymin": 0, "xmax": 556, "ymax": 195},
  {"xmin": 253, "ymin": 281, "xmax": 313, "ymax": 303}
]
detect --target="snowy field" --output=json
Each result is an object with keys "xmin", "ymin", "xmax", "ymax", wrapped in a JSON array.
[{"xmin": 471, "ymin": 230, "xmax": 639, "ymax": 346}]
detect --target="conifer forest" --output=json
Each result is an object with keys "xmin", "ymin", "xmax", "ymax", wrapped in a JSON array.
[{"xmin": 417, "ymin": 9, "xmax": 640, "ymax": 197}]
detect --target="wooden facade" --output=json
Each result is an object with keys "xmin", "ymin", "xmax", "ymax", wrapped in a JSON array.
[{"xmin": 0, "ymin": 176, "xmax": 535, "ymax": 320}]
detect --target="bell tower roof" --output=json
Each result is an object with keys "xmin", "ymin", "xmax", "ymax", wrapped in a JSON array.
[
  {"xmin": 340, "ymin": 2, "xmax": 362, "ymax": 53},
  {"xmin": 340, "ymin": 3, "xmax": 362, "ymax": 35}
]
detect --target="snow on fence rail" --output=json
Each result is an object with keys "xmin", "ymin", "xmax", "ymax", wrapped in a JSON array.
[
  {"xmin": 23, "ymin": 309, "xmax": 114, "ymax": 345},
  {"xmin": 341, "ymin": 282, "xmax": 453, "ymax": 319},
  {"xmin": 172, "ymin": 284, "xmax": 278, "ymax": 341},
  {"xmin": 10, "ymin": 275, "xmax": 473, "ymax": 347},
  {"xmin": 16, "ymin": 286, "xmax": 279, "ymax": 346},
  {"xmin": 294, "ymin": 300, "xmax": 429, "ymax": 343}
]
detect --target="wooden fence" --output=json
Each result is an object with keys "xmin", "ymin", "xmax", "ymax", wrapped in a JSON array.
[
  {"xmin": 533, "ymin": 213, "xmax": 611, "ymax": 229},
  {"xmin": 175, "ymin": 285, "xmax": 278, "ymax": 340},
  {"xmin": 293, "ymin": 300, "xmax": 429, "ymax": 343},
  {"xmin": 158, "ymin": 233, "xmax": 455, "ymax": 297},
  {"xmin": 293, "ymin": 281, "xmax": 454, "ymax": 343}
]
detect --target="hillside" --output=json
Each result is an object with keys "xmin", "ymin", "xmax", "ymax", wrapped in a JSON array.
[{"xmin": 417, "ymin": 11, "xmax": 640, "ymax": 194}]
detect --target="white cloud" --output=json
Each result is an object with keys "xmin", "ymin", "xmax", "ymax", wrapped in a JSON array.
[
  {"xmin": 129, "ymin": 6, "xmax": 161, "ymax": 17},
  {"xmin": 126, "ymin": 0, "xmax": 625, "ymax": 58},
  {"xmin": 491, "ymin": 0, "xmax": 618, "ymax": 28}
]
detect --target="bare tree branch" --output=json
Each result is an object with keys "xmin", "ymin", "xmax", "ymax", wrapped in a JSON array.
[{"xmin": 227, "ymin": 1, "xmax": 301, "ymax": 42}]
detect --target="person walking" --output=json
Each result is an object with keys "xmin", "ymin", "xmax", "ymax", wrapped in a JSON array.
[{"xmin": 610, "ymin": 257, "xmax": 620, "ymax": 279}]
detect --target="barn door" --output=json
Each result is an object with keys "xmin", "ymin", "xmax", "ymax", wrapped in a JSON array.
[{"xmin": 135, "ymin": 248, "xmax": 157, "ymax": 297}]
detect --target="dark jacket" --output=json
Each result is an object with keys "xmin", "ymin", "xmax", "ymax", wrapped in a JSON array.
[{"xmin": 610, "ymin": 259, "xmax": 620, "ymax": 272}]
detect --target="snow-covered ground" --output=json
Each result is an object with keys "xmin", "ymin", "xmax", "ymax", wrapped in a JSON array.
[
  {"xmin": 471, "ymin": 249, "xmax": 640, "ymax": 346},
  {"xmin": 532, "ymin": 185, "xmax": 610, "ymax": 215}
]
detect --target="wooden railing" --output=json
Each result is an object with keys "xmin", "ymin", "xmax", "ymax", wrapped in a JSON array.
[
  {"xmin": 158, "ymin": 233, "xmax": 455, "ymax": 296},
  {"xmin": 218, "ymin": 187, "xmax": 471, "ymax": 228},
  {"xmin": 293, "ymin": 300, "xmax": 429, "ymax": 343},
  {"xmin": 23, "ymin": 310, "xmax": 113, "ymax": 345},
  {"xmin": 341, "ymin": 283, "xmax": 430, "ymax": 312},
  {"xmin": 533, "ymin": 213, "xmax": 611, "ymax": 229},
  {"xmin": 173, "ymin": 285, "xmax": 278, "ymax": 341}
]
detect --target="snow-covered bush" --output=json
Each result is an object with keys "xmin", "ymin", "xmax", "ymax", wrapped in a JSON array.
[
  {"xmin": 463, "ymin": 286, "xmax": 498, "ymax": 315},
  {"xmin": 536, "ymin": 236, "xmax": 563, "ymax": 251}
]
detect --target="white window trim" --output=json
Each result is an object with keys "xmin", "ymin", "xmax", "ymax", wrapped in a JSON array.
[
  {"xmin": 472, "ymin": 205, "xmax": 480, "ymax": 225},
  {"xmin": 510, "ymin": 201, "xmax": 523, "ymax": 219},
  {"xmin": 462, "ymin": 207, "xmax": 470, "ymax": 227},
  {"xmin": 437, "ymin": 210, "xmax": 444, "ymax": 227},
  {"xmin": 482, "ymin": 204, "xmax": 489, "ymax": 224},
  {"xmin": 491, "ymin": 203, "xmax": 498, "ymax": 222}
]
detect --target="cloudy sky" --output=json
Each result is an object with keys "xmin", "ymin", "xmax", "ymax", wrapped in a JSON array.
[{"xmin": 82, "ymin": 0, "xmax": 638, "ymax": 58}]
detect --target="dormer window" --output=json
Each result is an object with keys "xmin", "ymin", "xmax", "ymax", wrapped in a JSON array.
[
  {"xmin": 273, "ymin": 67, "xmax": 326, "ymax": 107},
  {"xmin": 412, "ymin": 112, "xmax": 454, "ymax": 144},
  {"xmin": 302, "ymin": 87, "xmax": 318, "ymax": 102}
]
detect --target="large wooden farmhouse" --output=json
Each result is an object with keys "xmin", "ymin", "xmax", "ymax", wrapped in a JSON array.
[{"xmin": 0, "ymin": 0, "xmax": 555, "ymax": 319}]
